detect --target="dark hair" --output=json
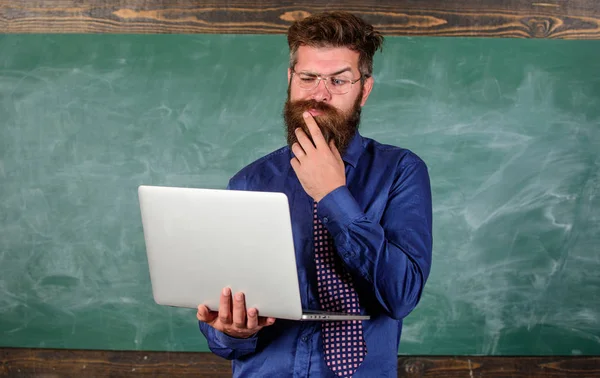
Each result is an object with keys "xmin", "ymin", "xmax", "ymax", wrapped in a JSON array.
[{"xmin": 287, "ymin": 11, "xmax": 384, "ymax": 77}]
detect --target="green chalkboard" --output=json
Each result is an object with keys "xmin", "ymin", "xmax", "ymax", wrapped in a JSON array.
[{"xmin": 1, "ymin": 34, "xmax": 599, "ymax": 355}]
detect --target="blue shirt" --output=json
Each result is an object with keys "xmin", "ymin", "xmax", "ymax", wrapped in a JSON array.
[{"xmin": 199, "ymin": 131, "xmax": 433, "ymax": 377}]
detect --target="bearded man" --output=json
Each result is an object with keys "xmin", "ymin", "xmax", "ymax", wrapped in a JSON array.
[{"xmin": 197, "ymin": 11, "xmax": 433, "ymax": 378}]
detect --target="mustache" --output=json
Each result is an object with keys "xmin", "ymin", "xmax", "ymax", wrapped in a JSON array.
[{"xmin": 287, "ymin": 99, "xmax": 337, "ymax": 115}]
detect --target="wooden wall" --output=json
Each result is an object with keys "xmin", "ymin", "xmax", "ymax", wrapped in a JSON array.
[
  {"xmin": 0, "ymin": 0, "xmax": 599, "ymax": 38},
  {"xmin": 1, "ymin": 1, "xmax": 599, "ymax": 376},
  {"xmin": 2, "ymin": 348, "xmax": 600, "ymax": 377}
]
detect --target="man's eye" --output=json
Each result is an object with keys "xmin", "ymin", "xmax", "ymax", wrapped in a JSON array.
[
  {"xmin": 330, "ymin": 78, "xmax": 349, "ymax": 86},
  {"xmin": 300, "ymin": 76, "xmax": 317, "ymax": 82}
]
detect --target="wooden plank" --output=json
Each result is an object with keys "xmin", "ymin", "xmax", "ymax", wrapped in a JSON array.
[
  {"xmin": 0, "ymin": 348, "xmax": 232, "ymax": 377},
  {"xmin": 2, "ymin": 348, "xmax": 600, "ymax": 377},
  {"xmin": 0, "ymin": 0, "xmax": 599, "ymax": 38}
]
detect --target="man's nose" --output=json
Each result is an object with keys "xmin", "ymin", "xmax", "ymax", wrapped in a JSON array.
[{"xmin": 310, "ymin": 78, "xmax": 332, "ymax": 102}]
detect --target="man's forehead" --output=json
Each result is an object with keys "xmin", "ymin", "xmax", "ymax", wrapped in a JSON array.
[{"xmin": 294, "ymin": 45, "xmax": 360, "ymax": 73}]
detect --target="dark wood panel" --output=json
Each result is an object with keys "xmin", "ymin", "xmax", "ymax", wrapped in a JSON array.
[
  {"xmin": 0, "ymin": 0, "xmax": 599, "ymax": 38},
  {"xmin": 2, "ymin": 348, "xmax": 600, "ymax": 377},
  {"xmin": 0, "ymin": 348, "xmax": 233, "ymax": 377}
]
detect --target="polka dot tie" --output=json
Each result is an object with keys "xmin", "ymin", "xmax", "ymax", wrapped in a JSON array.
[{"xmin": 313, "ymin": 202, "xmax": 367, "ymax": 377}]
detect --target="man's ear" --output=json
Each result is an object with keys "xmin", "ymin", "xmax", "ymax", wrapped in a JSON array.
[
  {"xmin": 360, "ymin": 76, "xmax": 374, "ymax": 107},
  {"xmin": 288, "ymin": 68, "xmax": 292, "ymax": 82}
]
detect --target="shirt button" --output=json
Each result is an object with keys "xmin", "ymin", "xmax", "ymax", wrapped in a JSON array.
[{"xmin": 323, "ymin": 217, "xmax": 329, "ymax": 223}]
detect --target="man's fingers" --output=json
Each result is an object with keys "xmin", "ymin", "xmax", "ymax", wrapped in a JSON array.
[
  {"xmin": 247, "ymin": 307, "xmax": 259, "ymax": 329},
  {"xmin": 218, "ymin": 287, "xmax": 232, "ymax": 325},
  {"xmin": 258, "ymin": 316, "xmax": 277, "ymax": 327},
  {"xmin": 291, "ymin": 142, "xmax": 305, "ymax": 159},
  {"xmin": 295, "ymin": 127, "xmax": 316, "ymax": 153},
  {"xmin": 205, "ymin": 288, "xmax": 275, "ymax": 338},
  {"xmin": 302, "ymin": 112, "xmax": 327, "ymax": 148},
  {"xmin": 196, "ymin": 305, "xmax": 218, "ymax": 323},
  {"xmin": 329, "ymin": 140, "xmax": 342, "ymax": 161},
  {"xmin": 290, "ymin": 157, "xmax": 301, "ymax": 172},
  {"xmin": 232, "ymin": 292, "xmax": 247, "ymax": 328}
]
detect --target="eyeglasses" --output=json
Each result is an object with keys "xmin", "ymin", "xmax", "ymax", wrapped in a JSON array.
[{"xmin": 291, "ymin": 70, "xmax": 364, "ymax": 95}]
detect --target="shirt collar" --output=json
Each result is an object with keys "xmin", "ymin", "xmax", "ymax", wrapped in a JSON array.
[{"xmin": 341, "ymin": 131, "xmax": 364, "ymax": 168}]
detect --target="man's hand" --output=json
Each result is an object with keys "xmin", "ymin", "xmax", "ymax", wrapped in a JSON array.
[
  {"xmin": 197, "ymin": 287, "xmax": 276, "ymax": 339},
  {"xmin": 290, "ymin": 112, "xmax": 346, "ymax": 202}
]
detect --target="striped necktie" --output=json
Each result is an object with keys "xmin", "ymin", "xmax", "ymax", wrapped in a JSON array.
[{"xmin": 313, "ymin": 202, "xmax": 367, "ymax": 377}]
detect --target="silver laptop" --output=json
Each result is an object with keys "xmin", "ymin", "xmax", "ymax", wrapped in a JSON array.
[{"xmin": 138, "ymin": 185, "xmax": 369, "ymax": 321}]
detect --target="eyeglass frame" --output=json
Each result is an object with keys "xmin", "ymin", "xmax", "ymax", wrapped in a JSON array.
[{"xmin": 290, "ymin": 69, "xmax": 367, "ymax": 95}]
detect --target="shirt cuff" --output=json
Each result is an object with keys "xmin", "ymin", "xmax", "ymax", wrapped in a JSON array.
[
  {"xmin": 213, "ymin": 327, "xmax": 259, "ymax": 350},
  {"xmin": 317, "ymin": 185, "xmax": 363, "ymax": 237}
]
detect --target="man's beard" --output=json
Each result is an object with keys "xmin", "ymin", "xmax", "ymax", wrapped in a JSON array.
[{"xmin": 283, "ymin": 91, "xmax": 363, "ymax": 156}]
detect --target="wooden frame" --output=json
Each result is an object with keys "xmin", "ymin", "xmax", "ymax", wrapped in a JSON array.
[
  {"xmin": 2, "ymin": 348, "xmax": 600, "ymax": 377},
  {"xmin": 0, "ymin": 0, "xmax": 599, "ymax": 38}
]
